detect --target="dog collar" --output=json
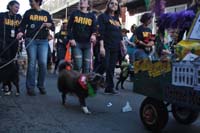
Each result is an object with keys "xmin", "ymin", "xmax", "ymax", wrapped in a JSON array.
[
  {"xmin": 78, "ymin": 75, "xmax": 87, "ymax": 90},
  {"xmin": 78, "ymin": 75, "xmax": 95, "ymax": 97}
]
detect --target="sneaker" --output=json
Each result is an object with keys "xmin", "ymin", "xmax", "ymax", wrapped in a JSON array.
[
  {"xmin": 27, "ymin": 89, "xmax": 36, "ymax": 96},
  {"xmin": 39, "ymin": 88, "xmax": 46, "ymax": 95}
]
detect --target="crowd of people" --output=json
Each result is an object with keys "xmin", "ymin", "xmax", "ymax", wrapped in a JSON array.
[{"xmin": 0, "ymin": 0, "xmax": 199, "ymax": 96}]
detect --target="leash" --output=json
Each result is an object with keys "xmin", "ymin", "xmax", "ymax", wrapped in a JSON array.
[
  {"xmin": 0, "ymin": 39, "xmax": 18, "ymax": 57},
  {"xmin": 24, "ymin": 26, "xmax": 43, "ymax": 49},
  {"xmin": 90, "ymin": 42, "xmax": 94, "ymax": 72},
  {"xmin": 0, "ymin": 25, "xmax": 43, "ymax": 70},
  {"xmin": 0, "ymin": 56, "xmax": 17, "ymax": 69}
]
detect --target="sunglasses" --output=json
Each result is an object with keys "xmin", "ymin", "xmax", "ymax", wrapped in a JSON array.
[{"xmin": 110, "ymin": 2, "xmax": 118, "ymax": 6}]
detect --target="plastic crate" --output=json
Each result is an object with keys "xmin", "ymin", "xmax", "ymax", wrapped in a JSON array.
[{"xmin": 172, "ymin": 61, "xmax": 195, "ymax": 87}]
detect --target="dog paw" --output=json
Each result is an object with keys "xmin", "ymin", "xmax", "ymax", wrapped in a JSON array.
[
  {"xmin": 82, "ymin": 106, "xmax": 91, "ymax": 114},
  {"xmin": 4, "ymin": 91, "xmax": 11, "ymax": 96}
]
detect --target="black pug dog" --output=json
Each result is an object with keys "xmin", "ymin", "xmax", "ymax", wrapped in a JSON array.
[
  {"xmin": 57, "ymin": 61, "xmax": 105, "ymax": 114},
  {"xmin": 115, "ymin": 58, "xmax": 134, "ymax": 90},
  {"xmin": 0, "ymin": 59, "xmax": 20, "ymax": 96}
]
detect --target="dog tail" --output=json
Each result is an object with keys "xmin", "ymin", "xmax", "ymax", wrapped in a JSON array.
[{"xmin": 58, "ymin": 60, "xmax": 72, "ymax": 72}]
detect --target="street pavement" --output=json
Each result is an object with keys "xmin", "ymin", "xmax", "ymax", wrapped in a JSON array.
[{"xmin": 0, "ymin": 73, "xmax": 200, "ymax": 133}]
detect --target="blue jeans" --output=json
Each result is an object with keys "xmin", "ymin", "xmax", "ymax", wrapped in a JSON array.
[
  {"xmin": 72, "ymin": 42, "xmax": 91, "ymax": 73},
  {"xmin": 131, "ymin": 48, "xmax": 148, "ymax": 63},
  {"xmin": 25, "ymin": 38, "xmax": 48, "ymax": 90}
]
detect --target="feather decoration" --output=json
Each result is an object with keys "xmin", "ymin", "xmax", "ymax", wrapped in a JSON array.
[{"xmin": 157, "ymin": 10, "xmax": 195, "ymax": 31}]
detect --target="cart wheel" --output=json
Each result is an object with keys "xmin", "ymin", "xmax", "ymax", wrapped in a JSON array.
[
  {"xmin": 172, "ymin": 104, "xmax": 199, "ymax": 125},
  {"xmin": 140, "ymin": 97, "xmax": 168, "ymax": 131}
]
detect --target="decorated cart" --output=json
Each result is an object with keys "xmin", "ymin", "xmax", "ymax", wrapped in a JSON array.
[
  {"xmin": 133, "ymin": 57, "xmax": 200, "ymax": 131},
  {"xmin": 132, "ymin": 8, "xmax": 200, "ymax": 131}
]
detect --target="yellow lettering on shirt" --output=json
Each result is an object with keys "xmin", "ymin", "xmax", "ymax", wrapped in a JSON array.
[
  {"xmin": 29, "ymin": 15, "xmax": 48, "ymax": 22},
  {"xmin": 143, "ymin": 32, "xmax": 151, "ymax": 37},
  {"xmin": 74, "ymin": 16, "xmax": 78, "ymax": 23},
  {"xmin": 74, "ymin": 16, "xmax": 92, "ymax": 26},
  {"xmin": 109, "ymin": 19, "xmax": 115, "ymax": 25},
  {"xmin": 4, "ymin": 18, "xmax": 20, "ymax": 27},
  {"xmin": 61, "ymin": 31, "xmax": 67, "ymax": 36},
  {"xmin": 109, "ymin": 19, "xmax": 121, "ymax": 27}
]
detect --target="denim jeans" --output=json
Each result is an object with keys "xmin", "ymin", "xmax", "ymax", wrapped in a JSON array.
[
  {"xmin": 131, "ymin": 48, "xmax": 148, "ymax": 63},
  {"xmin": 25, "ymin": 38, "xmax": 48, "ymax": 90},
  {"xmin": 71, "ymin": 42, "xmax": 91, "ymax": 73}
]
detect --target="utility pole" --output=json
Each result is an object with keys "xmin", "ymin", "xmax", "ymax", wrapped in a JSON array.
[{"xmin": 65, "ymin": 1, "xmax": 69, "ymax": 18}]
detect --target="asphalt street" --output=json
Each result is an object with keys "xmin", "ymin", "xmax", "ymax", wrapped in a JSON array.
[{"xmin": 0, "ymin": 73, "xmax": 200, "ymax": 133}]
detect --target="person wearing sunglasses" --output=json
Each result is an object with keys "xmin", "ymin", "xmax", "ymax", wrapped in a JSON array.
[{"xmin": 98, "ymin": 0, "xmax": 124, "ymax": 95}]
